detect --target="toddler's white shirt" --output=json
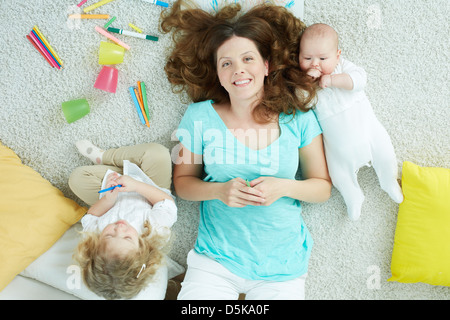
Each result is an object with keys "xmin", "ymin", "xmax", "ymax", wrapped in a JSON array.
[{"xmin": 81, "ymin": 160, "xmax": 177, "ymax": 236}]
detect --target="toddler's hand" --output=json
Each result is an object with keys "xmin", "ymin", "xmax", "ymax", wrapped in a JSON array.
[
  {"xmin": 103, "ymin": 172, "xmax": 121, "ymax": 203},
  {"xmin": 115, "ymin": 175, "xmax": 139, "ymax": 193},
  {"xmin": 105, "ymin": 172, "xmax": 120, "ymax": 186},
  {"xmin": 306, "ymin": 68, "xmax": 321, "ymax": 79}
]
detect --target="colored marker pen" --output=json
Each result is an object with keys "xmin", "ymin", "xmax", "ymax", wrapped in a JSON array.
[
  {"xmin": 107, "ymin": 27, "xmax": 158, "ymax": 42},
  {"xmin": 141, "ymin": 0, "xmax": 169, "ymax": 8}
]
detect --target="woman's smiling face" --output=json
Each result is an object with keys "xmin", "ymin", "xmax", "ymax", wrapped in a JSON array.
[{"xmin": 216, "ymin": 36, "xmax": 269, "ymax": 103}]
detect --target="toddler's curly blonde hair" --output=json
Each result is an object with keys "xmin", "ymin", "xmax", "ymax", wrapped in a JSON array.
[{"xmin": 74, "ymin": 221, "xmax": 171, "ymax": 300}]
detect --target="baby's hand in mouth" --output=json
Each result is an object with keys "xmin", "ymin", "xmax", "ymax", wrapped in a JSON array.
[{"xmin": 306, "ymin": 68, "xmax": 322, "ymax": 79}]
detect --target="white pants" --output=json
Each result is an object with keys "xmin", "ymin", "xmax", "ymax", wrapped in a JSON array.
[{"xmin": 177, "ymin": 250, "xmax": 307, "ymax": 300}]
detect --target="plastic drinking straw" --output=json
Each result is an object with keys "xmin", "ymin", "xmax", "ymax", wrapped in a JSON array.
[
  {"xmin": 140, "ymin": 81, "xmax": 150, "ymax": 121},
  {"xmin": 129, "ymin": 87, "xmax": 146, "ymax": 125},
  {"xmin": 26, "ymin": 34, "xmax": 54, "ymax": 67},
  {"xmin": 141, "ymin": 0, "xmax": 169, "ymax": 8},
  {"xmin": 77, "ymin": 0, "xmax": 88, "ymax": 7},
  {"xmin": 29, "ymin": 31, "xmax": 59, "ymax": 69},
  {"xmin": 137, "ymin": 81, "xmax": 146, "ymax": 118},
  {"xmin": 30, "ymin": 30, "xmax": 61, "ymax": 68},
  {"xmin": 128, "ymin": 23, "xmax": 142, "ymax": 33},
  {"xmin": 98, "ymin": 184, "xmax": 122, "ymax": 193},
  {"xmin": 136, "ymin": 87, "xmax": 150, "ymax": 127},
  {"xmin": 83, "ymin": 0, "xmax": 116, "ymax": 13},
  {"xmin": 134, "ymin": 87, "xmax": 149, "ymax": 127},
  {"xmin": 33, "ymin": 26, "xmax": 63, "ymax": 67},
  {"xmin": 95, "ymin": 26, "xmax": 130, "ymax": 50},
  {"xmin": 30, "ymin": 30, "xmax": 61, "ymax": 67},
  {"xmin": 69, "ymin": 14, "xmax": 110, "ymax": 19},
  {"xmin": 104, "ymin": 16, "xmax": 116, "ymax": 28}
]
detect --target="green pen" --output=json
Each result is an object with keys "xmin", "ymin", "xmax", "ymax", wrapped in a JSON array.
[
  {"xmin": 246, "ymin": 179, "xmax": 251, "ymax": 187},
  {"xmin": 107, "ymin": 27, "xmax": 158, "ymax": 42}
]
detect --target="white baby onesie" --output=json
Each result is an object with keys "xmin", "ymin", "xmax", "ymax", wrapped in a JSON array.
[{"xmin": 313, "ymin": 58, "xmax": 403, "ymax": 220}]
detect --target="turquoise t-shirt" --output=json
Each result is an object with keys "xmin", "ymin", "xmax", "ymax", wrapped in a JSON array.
[{"xmin": 176, "ymin": 100, "xmax": 322, "ymax": 281}]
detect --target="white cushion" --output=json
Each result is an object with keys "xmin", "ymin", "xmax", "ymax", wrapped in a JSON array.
[{"xmin": 20, "ymin": 223, "xmax": 184, "ymax": 300}]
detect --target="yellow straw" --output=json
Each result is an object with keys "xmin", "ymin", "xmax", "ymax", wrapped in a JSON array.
[
  {"xmin": 33, "ymin": 25, "xmax": 63, "ymax": 67},
  {"xmin": 69, "ymin": 14, "xmax": 110, "ymax": 19},
  {"xmin": 128, "ymin": 23, "xmax": 143, "ymax": 33},
  {"xmin": 83, "ymin": 0, "xmax": 116, "ymax": 13}
]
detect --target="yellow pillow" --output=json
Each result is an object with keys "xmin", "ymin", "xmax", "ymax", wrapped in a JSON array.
[
  {"xmin": 0, "ymin": 142, "xmax": 86, "ymax": 290},
  {"xmin": 389, "ymin": 161, "xmax": 450, "ymax": 286}
]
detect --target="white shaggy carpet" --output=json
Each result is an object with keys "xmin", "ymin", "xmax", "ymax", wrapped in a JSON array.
[{"xmin": 0, "ymin": 0, "xmax": 449, "ymax": 299}]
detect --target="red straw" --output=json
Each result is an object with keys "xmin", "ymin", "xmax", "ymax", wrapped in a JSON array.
[
  {"xmin": 77, "ymin": 0, "xmax": 88, "ymax": 7},
  {"xmin": 29, "ymin": 31, "xmax": 60, "ymax": 69},
  {"xmin": 26, "ymin": 34, "xmax": 54, "ymax": 67}
]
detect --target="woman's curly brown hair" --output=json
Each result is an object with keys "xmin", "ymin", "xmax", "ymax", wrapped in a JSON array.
[{"xmin": 160, "ymin": 0, "xmax": 317, "ymax": 123}]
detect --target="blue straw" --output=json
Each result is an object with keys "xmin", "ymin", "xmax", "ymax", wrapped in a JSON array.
[
  {"xmin": 31, "ymin": 30, "xmax": 61, "ymax": 68},
  {"xmin": 155, "ymin": 0, "xmax": 169, "ymax": 7},
  {"xmin": 285, "ymin": 1, "xmax": 295, "ymax": 9},
  {"xmin": 129, "ymin": 86, "xmax": 146, "ymax": 125},
  {"xmin": 98, "ymin": 184, "xmax": 122, "ymax": 193}
]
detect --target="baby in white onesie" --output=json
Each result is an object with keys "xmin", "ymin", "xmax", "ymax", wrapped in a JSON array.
[{"xmin": 299, "ymin": 23, "xmax": 403, "ymax": 220}]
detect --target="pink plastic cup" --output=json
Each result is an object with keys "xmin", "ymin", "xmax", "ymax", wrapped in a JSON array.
[{"xmin": 94, "ymin": 66, "xmax": 118, "ymax": 93}]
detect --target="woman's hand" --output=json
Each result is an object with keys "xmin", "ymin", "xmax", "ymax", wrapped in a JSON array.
[
  {"xmin": 218, "ymin": 178, "xmax": 265, "ymax": 207},
  {"xmin": 250, "ymin": 176, "xmax": 286, "ymax": 206}
]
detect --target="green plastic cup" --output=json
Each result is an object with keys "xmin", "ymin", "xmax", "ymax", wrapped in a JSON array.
[
  {"xmin": 98, "ymin": 41, "xmax": 124, "ymax": 65},
  {"xmin": 62, "ymin": 99, "xmax": 90, "ymax": 123}
]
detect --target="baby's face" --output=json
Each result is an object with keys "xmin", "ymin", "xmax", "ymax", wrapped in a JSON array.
[{"xmin": 299, "ymin": 35, "xmax": 340, "ymax": 76}]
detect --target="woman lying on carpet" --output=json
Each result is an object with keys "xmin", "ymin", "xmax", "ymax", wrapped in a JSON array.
[
  {"xmin": 68, "ymin": 142, "xmax": 177, "ymax": 300},
  {"xmin": 161, "ymin": 0, "xmax": 331, "ymax": 299}
]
